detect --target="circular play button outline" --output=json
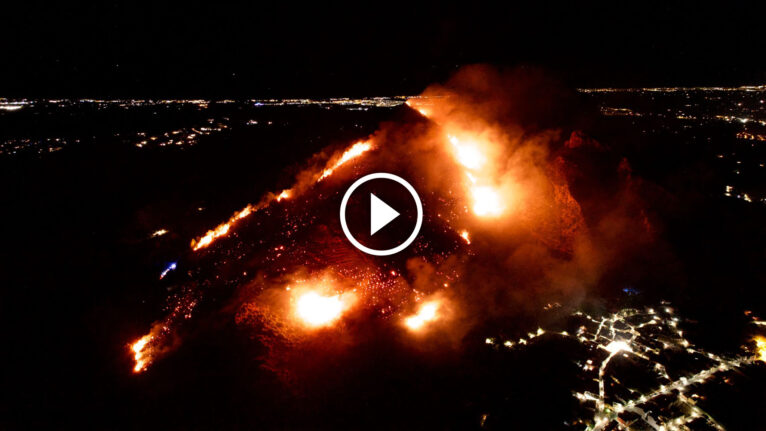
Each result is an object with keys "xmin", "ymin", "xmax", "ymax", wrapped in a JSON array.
[{"xmin": 340, "ymin": 172, "xmax": 423, "ymax": 256}]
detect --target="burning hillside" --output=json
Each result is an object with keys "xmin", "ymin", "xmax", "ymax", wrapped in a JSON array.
[{"xmin": 129, "ymin": 66, "xmax": 681, "ymax": 382}]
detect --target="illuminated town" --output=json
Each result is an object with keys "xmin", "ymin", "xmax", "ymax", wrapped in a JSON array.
[{"xmin": 483, "ymin": 305, "xmax": 765, "ymax": 430}]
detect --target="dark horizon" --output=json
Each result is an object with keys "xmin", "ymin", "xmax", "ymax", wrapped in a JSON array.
[
  {"xmin": 4, "ymin": 2, "xmax": 766, "ymax": 98},
  {"xmin": 3, "ymin": 80, "xmax": 766, "ymax": 101}
]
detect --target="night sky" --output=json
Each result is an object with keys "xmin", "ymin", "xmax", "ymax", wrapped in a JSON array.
[{"xmin": 3, "ymin": 1, "xmax": 766, "ymax": 97}]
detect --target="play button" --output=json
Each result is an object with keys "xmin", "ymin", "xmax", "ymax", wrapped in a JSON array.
[
  {"xmin": 370, "ymin": 193, "xmax": 400, "ymax": 235},
  {"xmin": 340, "ymin": 172, "xmax": 423, "ymax": 256}
]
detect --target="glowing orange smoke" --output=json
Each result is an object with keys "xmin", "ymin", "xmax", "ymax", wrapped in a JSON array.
[
  {"xmin": 294, "ymin": 290, "xmax": 355, "ymax": 328},
  {"xmin": 131, "ymin": 334, "xmax": 154, "ymax": 373},
  {"xmin": 318, "ymin": 141, "xmax": 373, "ymax": 181},
  {"xmin": 404, "ymin": 300, "xmax": 441, "ymax": 331},
  {"xmin": 754, "ymin": 336, "xmax": 766, "ymax": 362}
]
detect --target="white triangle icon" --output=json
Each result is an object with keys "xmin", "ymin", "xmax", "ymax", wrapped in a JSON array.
[{"xmin": 370, "ymin": 193, "xmax": 400, "ymax": 235}]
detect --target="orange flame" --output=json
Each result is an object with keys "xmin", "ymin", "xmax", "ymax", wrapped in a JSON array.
[
  {"xmin": 408, "ymin": 96, "xmax": 513, "ymax": 220},
  {"xmin": 191, "ymin": 140, "xmax": 372, "ymax": 251},
  {"xmin": 276, "ymin": 189, "xmax": 291, "ymax": 201},
  {"xmin": 191, "ymin": 204, "xmax": 253, "ymax": 250},
  {"xmin": 449, "ymin": 135, "xmax": 485, "ymax": 170},
  {"xmin": 754, "ymin": 336, "xmax": 766, "ymax": 362},
  {"xmin": 448, "ymin": 135, "xmax": 506, "ymax": 218},
  {"xmin": 404, "ymin": 300, "xmax": 441, "ymax": 331},
  {"xmin": 470, "ymin": 185, "xmax": 503, "ymax": 217},
  {"xmin": 294, "ymin": 290, "xmax": 355, "ymax": 328},
  {"xmin": 131, "ymin": 334, "xmax": 154, "ymax": 373},
  {"xmin": 318, "ymin": 141, "xmax": 373, "ymax": 181},
  {"xmin": 460, "ymin": 230, "xmax": 471, "ymax": 244}
]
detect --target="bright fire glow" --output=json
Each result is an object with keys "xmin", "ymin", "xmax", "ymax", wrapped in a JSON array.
[
  {"xmin": 318, "ymin": 141, "xmax": 373, "ymax": 181},
  {"xmin": 192, "ymin": 204, "xmax": 252, "ymax": 251},
  {"xmin": 460, "ymin": 230, "xmax": 471, "ymax": 244},
  {"xmin": 404, "ymin": 300, "xmax": 440, "ymax": 331},
  {"xmin": 449, "ymin": 136, "xmax": 484, "ymax": 170},
  {"xmin": 405, "ymin": 99, "xmax": 430, "ymax": 117},
  {"xmin": 131, "ymin": 335, "xmax": 153, "ymax": 373},
  {"xmin": 446, "ymin": 135, "xmax": 506, "ymax": 218},
  {"xmin": 276, "ymin": 189, "xmax": 291, "ymax": 201},
  {"xmin": 471, "ymin": 186, "xmax": 503, "ymax": 217},
  {"xmin": 754, "ymin": 336, "xmax": 766, "ymax": 362},
  {"xmin": 295, "ymin": 291, "xmax": 347, "ymax": 327},
  {"xmin": 191, "ymin": 140, "xmax": 371, "ymax": 251}
]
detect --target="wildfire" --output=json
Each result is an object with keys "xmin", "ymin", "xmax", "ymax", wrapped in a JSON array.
[
  {"xmin": 404, "ymin": 300, "xmax": 441, "ymax": 331},
  {"xmin": 294, "ymin": 290, "xmax": 355, "ymax": 328},
  {"xmin": 445, "ymin": 134, "xmax": 506, "ymax": 218},
  {"xmin": 317, "ymin": 140, "xmax": 373, "ymax": 181},
  {"xmin": 131, "ymin": 334, "xmax": 154, "ymax": 373},
  {"xmin": 754, "ymin": 336, "xmax": 766, "ymax": 362},
  {"xmin": 192, "ymin": 204, "xmax": 253, "ymax": 251},
  {"xmin": 191, "ymin": 141, "xmax": 371, "ymax": 251}
]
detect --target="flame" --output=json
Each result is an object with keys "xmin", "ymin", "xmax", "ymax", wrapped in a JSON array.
[
  {"xmin": 405, "ymin": 99, "xmax": 430, "ymax": 117},
  {"xmin": 191, "ymin": 140, "xmax": 371, "ymax": 251},
  {"xmin": 460, "ymin": 230, "xmax": 471, "ymax": 244},
  {"xmin": 191, "ymin": 205, "xmax": 251, "ymax": 251},
  {"xmin": 754, "ymin": 336, "xmax": 766, "ymax": 362},
  {"xmin": 404, "ymin": 300, "xmax": 441, "ymax": 331},
  {"xmin": 449, "ymin": 135, "xmax": 484, "ymax": 170},
  {"xmin": 294, "ymin": 291, "xmax": 354, "ymax": 328},
  {"xmin": 471, "ymin": 185, "xmax": 503, "ymax": 217},
  {"xmin": 276, "ymin": 189, "xmax": 291, "ymax": 201},
  {"xmin": 445, "ymin": 135, "xmax": 507, "ymax": 218},
  {"xmin": 409, "ymin": 96, "xmax": 516, "ymax": 221},
  {"xmin": 318, "ymin": 141, "xmax": 373, "ymax": 181},
  {"xmin": 131, "ymin": 334, "xmax": 154, "ymax": 373}
]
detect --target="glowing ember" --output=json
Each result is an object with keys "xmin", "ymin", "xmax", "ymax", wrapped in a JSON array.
[
  {"xmin": 318, "ymin": 141, "xmax": 373, "ymax": 181},
  {"xmin": 295, "ymin": 291, "xmax": 346, "ymax": 327},
  {"xmin": 471, "ymin": 186, "xmax": 503, "ymax": 217},
  {"xmin": 404, "ymin": 300, "xmax": 440, "ymax": 331},
  {"xmin": 754, "ymin": 336, "xmax": 766, "ymax": 362},
  {"xmin": 151, "ymin": 229, "xmax": 168, "ymax": 238},
  {"xmin": 131, "ymin": 335, "xmax": 154, "ymax": 373}
]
